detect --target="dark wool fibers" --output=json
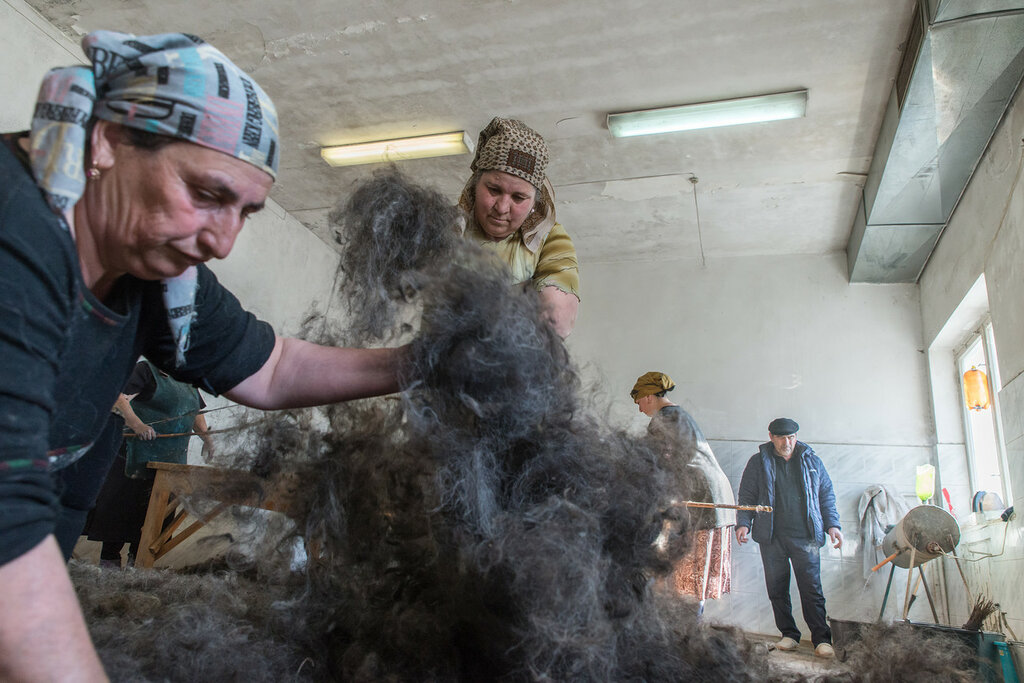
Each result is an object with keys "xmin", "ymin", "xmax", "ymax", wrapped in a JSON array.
[{"xmin": 73, "ymin": 170, "xmax": 975, "ymax": 683}]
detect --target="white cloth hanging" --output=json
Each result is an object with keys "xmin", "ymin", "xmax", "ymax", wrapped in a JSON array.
[{"xmin": 858, "ymin": 484, "xmax": 911, "ymax": 579}]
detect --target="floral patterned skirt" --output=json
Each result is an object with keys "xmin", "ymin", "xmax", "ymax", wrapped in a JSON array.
[{"xmin": 670, "ymin": 525, "xmax": 733, "ymax": 600}]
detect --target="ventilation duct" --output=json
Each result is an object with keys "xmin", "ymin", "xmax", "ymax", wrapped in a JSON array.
[{"xmin": 846, "ymin": 0, "xmax": 1024, "ymax": 283}]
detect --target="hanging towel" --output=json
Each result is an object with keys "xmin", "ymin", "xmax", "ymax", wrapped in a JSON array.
[{"xmin": 858, "ymin": 484, "xmax": 911, "ymax": 579}]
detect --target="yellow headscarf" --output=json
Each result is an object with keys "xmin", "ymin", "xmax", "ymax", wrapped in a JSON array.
[{"xmin": 630, "ymin": 372, "xmax": 675, "ymax": 401}]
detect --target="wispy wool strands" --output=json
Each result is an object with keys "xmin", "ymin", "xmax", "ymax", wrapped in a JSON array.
[{"xmin": 74, "ymin": 170, "xmax": 977, "ymax": 682}]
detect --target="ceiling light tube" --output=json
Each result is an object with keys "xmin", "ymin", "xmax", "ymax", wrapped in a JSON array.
[
  {"xmin": 321, "ymin": 130, "xmax": 474, "ymax": 167},
  {"xmin": 607, "ymin": 90, "xmax": 808, "ymax": 138}
]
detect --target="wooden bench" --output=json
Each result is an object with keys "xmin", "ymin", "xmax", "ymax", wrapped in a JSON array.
[{"xmin": 136, "ymin": 461, "xmax": 302, "ymax": 569}]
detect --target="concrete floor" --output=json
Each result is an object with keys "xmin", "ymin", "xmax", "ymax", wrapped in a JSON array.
[{"xmin": 746, "ymin": 633, "xmax": 851, "ymax": 680}]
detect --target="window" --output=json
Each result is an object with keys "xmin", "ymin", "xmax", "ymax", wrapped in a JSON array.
[{"xmin": 955, "ymin": 321, "xmax": 1011, "ymax": 505}]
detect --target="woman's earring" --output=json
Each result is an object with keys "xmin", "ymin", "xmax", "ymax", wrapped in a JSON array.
[{"xmin": 87, "ymin": 165, "xmax": 101, "ymax": 181}]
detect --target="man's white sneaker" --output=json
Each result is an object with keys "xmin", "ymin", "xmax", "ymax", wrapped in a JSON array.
[
  {"xmin": 775, "ymin": 637, "xmax": 799, "ymax": 651},
  {"xmin": 814, "ymin": 643, "xmax": 835, "ymax": 658}
]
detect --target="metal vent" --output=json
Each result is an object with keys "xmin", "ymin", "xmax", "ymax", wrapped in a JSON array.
[
  {"xmin": 895, "ymin": 2, "xmax": 926, "ymax": 111},
  {"xmin": 846, "ymin": 2, "xmax": 1024, "ymax": 283}
]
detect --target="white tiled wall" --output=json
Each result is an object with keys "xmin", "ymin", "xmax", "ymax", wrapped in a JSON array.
[
  {"xmin": 935, "ymin": 443, "xmax": 971, "ymax": 522},
  {"xmin": 941, "ymin": 374, "xmax": 1024, "ymax": 638},
  {"xmin": 704, "ymin": 439, "xmax": 944, "ymax": 637}
]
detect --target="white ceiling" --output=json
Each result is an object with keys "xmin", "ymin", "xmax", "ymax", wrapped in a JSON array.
[{"xmin": 27, "ymin": 0, "xmax": 918, "ymax": 266}]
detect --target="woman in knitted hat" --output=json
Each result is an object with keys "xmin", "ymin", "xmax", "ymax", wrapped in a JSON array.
[
  {"xmin": 631, "ymin": 371, "xmax": 735, "ymax": 616},
  {"xmin": 458, "ymin": 117, "xmax": 580, "ymax": 338},
  {"xmin": 0, "ymin": 31, "xmax": 404, "ymax": 680}
]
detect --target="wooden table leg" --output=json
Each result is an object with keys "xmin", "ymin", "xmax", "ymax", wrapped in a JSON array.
[
  {"xmin": 137, "ymin": 472, "xmax": 171, "ymax": 568},
  {"xmin": 135, "ymin": 462, "xmax": 304, "ymax": 568},
  {"xmin": 153, "ymin": 501, "xmax": 230, "ymax": 562}
]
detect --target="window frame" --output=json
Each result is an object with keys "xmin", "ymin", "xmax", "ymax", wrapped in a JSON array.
[{"xmin": 954, "ymin": 319, "xmax": 1012, "ymax": 504}]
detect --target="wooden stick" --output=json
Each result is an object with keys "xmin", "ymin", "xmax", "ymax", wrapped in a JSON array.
[
  {"xmin": 918, "ymin": 564, "xmax": 940, "ymax": 624},
  {"xmin": 872, "ymin": 550, "xmax": 902, "ymax": 572},
  {"xmin": 129, "ymin": 404, "xmax": 236, "ymax": 428},
  {"xmin": 902, "ymin": 545, "xmax": 917, "ymax": 619},
  {"xmin": 910, "ymin": 567, "xmax": 922, "ymax": 599},
  {"xmin": 124, "ymin": 431, "xmax": 196, "ymax": 439},
  {"xmin": 123, "ymin": 426, "xmax": 237, "ymax": 439},
  {"xmin": 681, "ymin": 502, "xmax": 773, "ymax": 512}
]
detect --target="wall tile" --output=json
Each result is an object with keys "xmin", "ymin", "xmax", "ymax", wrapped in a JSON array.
[
  {"xmin": 1005, "ymin": 436, "xmax": 1024, "ymax": 509},
  {"xmin": 820, "ymin": 444, "xmax": 929, "ymax": 483},
  {"xmin": 731, "ymin": 550, "xmax": 765, "ymax": 586},
  {"xmin": 985, "ymin": 554, "xmax": 1024, "ymax": 620},
  {"xmin": 702, "ymin": 594, "xmax": 731, "ymax": 621},
  {"xmin": 729, "ymin": 590, "xmax": 774, "ymax": 633},
  {"xmin": 936, "ymin": 443, "xmax": 969, "ymax": 487},
  {"xmin": 708, "ymin": 440, "xmax": 759, "ymax": 481},
  {"xmin": 696, "ymin": 442, "xmax": 1022, "ymax": 636},
  {"xmin": 998, "ymin": 375, "xmax": 1024, "ymax": 446},
  {"xmin": 943, "ymin": 484, "xmax": 973, "ymax": 519},
  {"xmin": 706, "ymin": 442, "xmax": 958, "ymax": 635}
]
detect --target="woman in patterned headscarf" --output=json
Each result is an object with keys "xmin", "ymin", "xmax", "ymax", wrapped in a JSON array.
[
  {"xmin": 457, "ymin": 117, "xmax": 580, "ymax": 338},
  {"xmin": 0, "ymin": 31, "xmax": 402, "ymax": 680},
  {"xmin": 631, "ymin": 371, "xmax": 736, "ymax": 617}
]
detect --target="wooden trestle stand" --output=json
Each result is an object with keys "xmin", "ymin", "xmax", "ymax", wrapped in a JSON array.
[{"xmin": 136, "ymin": 461, "xmax": 302, "ymax": 569}]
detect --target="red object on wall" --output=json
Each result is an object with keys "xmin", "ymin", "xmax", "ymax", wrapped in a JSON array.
[{"xmin": 942, "ymin": 488, "xmax": 956, "ymax": 517}]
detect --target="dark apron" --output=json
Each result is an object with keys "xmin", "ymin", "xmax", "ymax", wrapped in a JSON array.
[{"xmin": 123, "ymin": 360, "xmax": 200, "ymax": 479}]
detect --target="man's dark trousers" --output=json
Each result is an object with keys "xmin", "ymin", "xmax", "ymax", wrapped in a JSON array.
[{"xmin": 759, "ymin": 534, "xmax": 831, "ymax": 645}]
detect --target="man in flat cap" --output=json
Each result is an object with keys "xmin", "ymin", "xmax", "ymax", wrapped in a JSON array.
[{"xmin": 736, "ymin": 418, "xmax": 842, "ymax": 658}]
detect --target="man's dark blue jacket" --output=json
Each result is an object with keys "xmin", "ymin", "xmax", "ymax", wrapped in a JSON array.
[{"xmin": 736, "ymin": 441, "xmax": 841, "ymax": 547}]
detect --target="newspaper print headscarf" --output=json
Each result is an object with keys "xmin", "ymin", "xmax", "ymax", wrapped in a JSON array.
[
  {"xmin": 28, "ymin": 30, "xmax": 279, "ymax": 367},
  {"xmin": 458, "ymin": 117, "xmax": 556, "ymax": 252}
]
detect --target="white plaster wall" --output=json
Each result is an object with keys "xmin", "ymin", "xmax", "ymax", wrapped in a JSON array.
[
  {"xmin": 568, "ymin": 252, "xmax": 935, "ymax": 635},
  {"xmin": 568, "ymin": 252, "xmax": 929, "ymax": 446},
  {"xmin": 920, "ymin": 83, "xmax": 1024, "ymax": 379},
  {"xmin": 196, "ymin": 199, "xmax": 341, "ymax": 455},
  {"xmin": 0, "ymin": 0, "xmax": 84, "ymax": 131},
  {"xmin": 204, "ymin": 200, "xmax": 341, "ymax": 338},
  {"xmin": 0, "ymin": 0, "xmax": 343, "ymax": 338},
  {"xmin": 918, "ymin": 82, "xmax": 1024, "ymax": 638}
]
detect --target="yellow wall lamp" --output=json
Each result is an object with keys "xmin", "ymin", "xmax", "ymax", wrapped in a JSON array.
[{"xmin": 321, "ymin": 131, "xmax": 474, "ymax": 167}]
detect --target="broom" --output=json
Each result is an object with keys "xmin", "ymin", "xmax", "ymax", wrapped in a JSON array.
[{"xmin": 962, "ymin": 595, "xmax": 996, "ymax": 631}]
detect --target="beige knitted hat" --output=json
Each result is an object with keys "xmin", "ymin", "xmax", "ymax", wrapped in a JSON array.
[
  {"xmin": 458, "ymin": 117, "xmax": 556, "ymax": 249},
  {"xmin": 470, "ymin": 117, "xmax": 549, "ymax": 189}
]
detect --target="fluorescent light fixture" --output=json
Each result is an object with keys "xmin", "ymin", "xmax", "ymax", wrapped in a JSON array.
[
  {"xmin": 321, "ymin": 130, "xmax": 474, "ymax": 167},
  {"xmin": 607, "ymin": 90, "xmax": 808, "ymax": 138}
]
